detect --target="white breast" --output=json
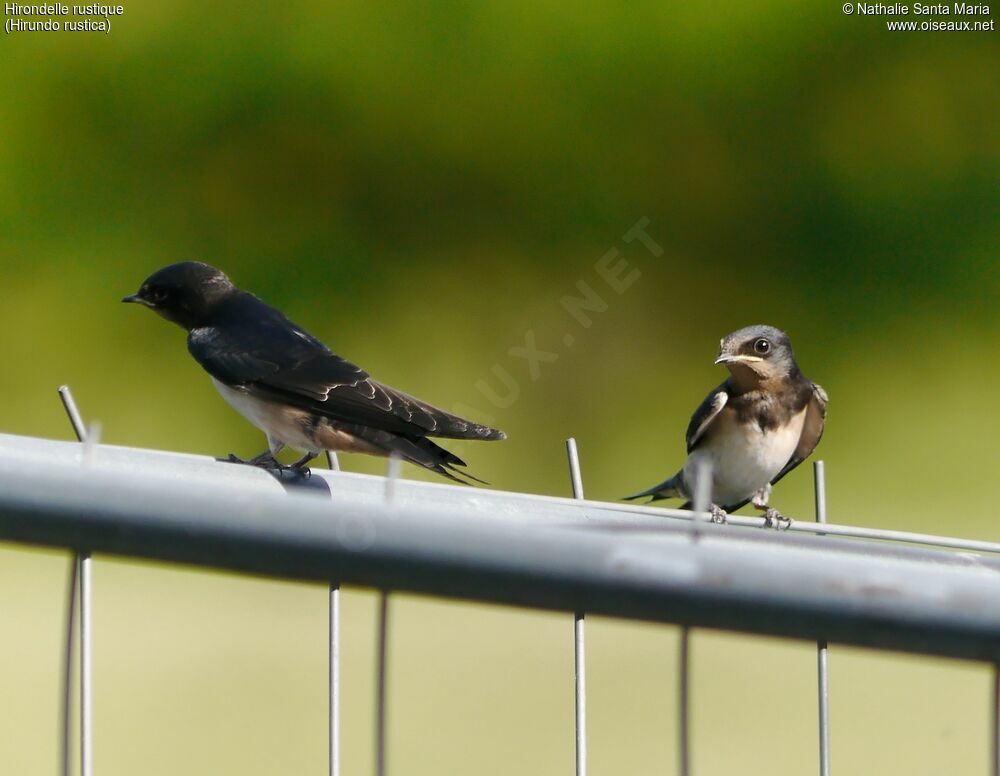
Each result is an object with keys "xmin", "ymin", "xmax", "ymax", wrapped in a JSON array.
[
  {"xmin": 211, "ymin": 378, "xmax": 318, "ymax": 455},
  {"xmin": 683, "ymin": 408, "xmax": 806, "ymax": 507}
]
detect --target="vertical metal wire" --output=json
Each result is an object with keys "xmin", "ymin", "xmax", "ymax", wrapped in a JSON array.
[
  {"xmin": 60, "ymin": 551, "xmax": 78, "ymax": 776},
  {"xmin": 691, "ymin": 460, "xmax": 713, "ymax": 536},
  {"xmin": 80, "ymin": 550, "xmax": 93, "ymax": 776},
  {"xmin": 375, "ymin": 455, "xmax": 400, "ymax": 776},
  {"xmin": 814, "ymin": 460, "xmax": 830, "ymax": 776},
  {"xmin": 375, "ymin": 594, "xmax": 389, "ymax": 776},
  {"xmin": 992, "ymin": 665, "xmax": 999, "ymax": 776},
  {"xmin": 678, "ymin": 629, "xmax": 691, "ymax": 776},
  {"xmin": 326, "ymin": 450, "xmax": 341, "ymax": 776},
  {"xmin": 329, "ymin": 584, "xmax": 341, "ymax": 776},
  {"xmin": 680, "ymin": 460, "xmax": 711, "ymax": 776},
  {"xmin": 58, "ymin": 386, "xmax": 87, "ymax": 442},
  {"xmin": 57, "ymin": 385, "xmax": 94, "ymax": 776},
  {"xmin": 565, "ymin": 438, "xmax": 585, "ymax": 502},
  {"xmin": 79, "ymin": 424, "xmax": 99, "ymax": 776},
  {"xmin": 565, "ymin": 439, "xmax": 587, "ymax": 776}
]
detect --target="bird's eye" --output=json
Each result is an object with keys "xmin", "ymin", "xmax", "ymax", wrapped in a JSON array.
[{"xmin": 753, "ymin": 338, "xmax": 770, "ymax": 354}]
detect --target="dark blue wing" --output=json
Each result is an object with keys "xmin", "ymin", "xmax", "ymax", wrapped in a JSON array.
[{"xmin": 189, "ymin": 292, "xmax": 503, "ymax": 440}]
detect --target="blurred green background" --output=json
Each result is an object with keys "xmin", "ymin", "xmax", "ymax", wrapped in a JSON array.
[{"xmin": 1, "ymin": 1, "xmax": 998, "ymax": 774}]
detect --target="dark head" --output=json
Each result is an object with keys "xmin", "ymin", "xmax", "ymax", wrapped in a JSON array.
[
  {"xmin": 122, "ymin": 262, "xmax": 236, "ymax": 329},
  {"xmin": 714, "ymin": 325, "xmax": 798, "ymax": 386}
]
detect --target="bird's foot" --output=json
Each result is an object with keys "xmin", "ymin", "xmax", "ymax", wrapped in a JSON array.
[
  {"xmin": 288, "ymin": 453, "xmax": 317, "ymax": 479},
  {"xmin": 709, "ymin": 504, "xmax": 729, "ymax": 524},
  {"xmin": 762, "ymin": 507, "xmax": 792, "ymax": 530},
  {"xmin": 226, "ymin": 452, "xmax": 313, "ymax": 480},
  {"xmin": 226, "ymin": 451, "xmax": 279, "ymax": 468},
  {"xmin": 285, "ymin": 462, "xmax": 312, "ymax": 479}
]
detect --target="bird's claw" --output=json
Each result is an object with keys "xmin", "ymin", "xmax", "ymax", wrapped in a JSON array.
[
  {"xmin": 226, "ymin": 452, "xmax": 267, "ymax": 466},
  {"xmin": 763, "ymin": 508, "xmax": 792, "ymax": 530},
  {"xmin": 264, "ymin": 460, "xmax": 311, "ymax": 479},
  {"xmin": 226, "ymin": 452, "xmax": 281, "ymax": 470},
  {"xmin": 224, "ymin": 452, "xmax": 312, "ymax": 479},
  {"xmin": 709, "ymin": 504, "xmax": 728, "ymax": 524}
]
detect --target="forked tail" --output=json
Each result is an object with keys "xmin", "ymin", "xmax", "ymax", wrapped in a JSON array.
[{"xmin": 623, "ymin": 472, "xmax": 684, "ymax": 502}]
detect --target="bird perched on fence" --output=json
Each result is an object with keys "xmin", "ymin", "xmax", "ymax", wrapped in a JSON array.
[
  {"xmin": 625, "ymin": 325, "xmax": 827, "ymax": 526},
  {"xmin": 123, "ymin": 262, "xmax": 505, "ymax": 481}
]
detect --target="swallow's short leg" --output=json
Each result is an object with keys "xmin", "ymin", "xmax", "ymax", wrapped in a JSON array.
[
  {"xmin": 288, "ymin": 452, "xmax": 317, "ymax": 478},
  {"xmin": 709, "ymin": 504, "xmax": 728, "ymax": 524},
  {"xmin": 261, "ymin": 448, "xmax": 314, "ymax": 479},
  {"xmin": 227, "ymin": 450, "xmax": 279, "ymax": 467},
  {"xmin": 750, "ymin": 484, "xmax": 771, "ymax": 511},
  {"xmin": 751, "ymin": 485, "xmax": 792, "ymax": 529}
]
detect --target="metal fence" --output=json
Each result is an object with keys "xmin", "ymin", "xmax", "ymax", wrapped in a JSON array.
[{"xmin": 0, "ymin": 388, "xmax": 998, "ymax": 775}]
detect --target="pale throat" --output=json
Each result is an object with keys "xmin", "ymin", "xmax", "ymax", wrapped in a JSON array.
[{"xmin": 726, "ymin": 363, "xmax": 766, "ymax": 393}]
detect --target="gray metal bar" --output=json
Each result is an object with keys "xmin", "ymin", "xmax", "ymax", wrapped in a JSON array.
[
  {"xmin": 375, "ymin": 457, "xmax": 400, "ymax": 776},
  {"xmin": 594, "ymin": 501, "xmax": 1000, "ymax": 555},
  {"xmin": 329, "ymin": 583, "xmax": 340, "ymax": 776},
  {"xmin": 58, "ymin": 386, "xmax": 87, "ymax": 442},
  {"xmin": 573, "ymin": 614, "xmax": 585, "ymax": 775},
  {"xmin": 815, "ymin": 461, "xmax": 830, "ymax": 776},
  {"xmin": 80, "ymin": 550, "xmax": 93, "ymax": 776},
  {"xmin": 325, "ymin": 451, "xmax": 341, "ymax": 776},
  {"xmin": 678, "ymin": 629, "xmax": 691, "ymax": 776},
  {"xmin": 990, "ymin": 663, "xmax": 1000, "ymax": 776},
  {"xmin": 691, "ymin": 459, "xmax": 713, "ymax": 540},
  {"xmin": 993, "ymin": 665, "xmax": 999, "ymax": 776},
  {"xmin": 3, "ymin": 434, "xmax": 1000, "ymax": 661},
  {"xmin": 566, "ymin": 439, "xmax": 585, "ymax": 502},
  {"xmin": 565, "ymin": 439, "xmax": 587, "ymax": 776},
  {"xmin": 80, "ymin": 424, "xmax": 99, "ymax": 776},
  {"xmin": 60, "ymin": 553, "xmax": 77, "ymax": 776},
  {"xmin": 56, "ymin": 389, "xmax": 93, "ymax": 776},
  {"xmin": 679, "ymin": 461, "xmax": 711, "ymax": 776},
  {"xmin": 6, "ymin": 430, "xmax": 999, "ymax": 556},
  {"xmin": 375, "ymin": 594, "xmax": 389, "ymax": 776}
]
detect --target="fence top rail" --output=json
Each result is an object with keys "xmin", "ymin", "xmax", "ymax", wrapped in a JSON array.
[
  {"xmin": 3, "ymin": 431, "xmax": 997, "ymax": 555},
  {"xmin": 1, "ymin": 430, "xmax": 1000, "ymax": 662}
]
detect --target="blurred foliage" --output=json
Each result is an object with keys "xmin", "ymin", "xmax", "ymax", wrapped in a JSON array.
[{"xmin": 0, "ymin": 1, "xmax": 997, "ymax": 774}]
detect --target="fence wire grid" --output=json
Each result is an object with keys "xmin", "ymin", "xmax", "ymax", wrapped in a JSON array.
[{"xmin": 0, "ymin": 386, "xmax": 997, "ymax": 776}]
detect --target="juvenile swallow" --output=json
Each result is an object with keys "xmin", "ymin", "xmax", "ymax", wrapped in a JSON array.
[
  {"xmin": 123, "ymin": 262, "xmax": 505, "ymax": 481},
  {"xmin": 626, "ymin": 325, "xmax": 827, "ymax": 526}
]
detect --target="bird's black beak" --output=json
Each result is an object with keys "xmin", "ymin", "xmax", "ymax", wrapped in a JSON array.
[{"xmin": 121, "ymin": 294, "xmax": 151, "ymax": 306}]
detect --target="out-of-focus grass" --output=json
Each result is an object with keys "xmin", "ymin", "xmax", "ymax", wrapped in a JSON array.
[
  {"xmin": 0, "ymin": 0, "xmax": 997, "ymax": 773},
  {"xmin": 0, "ymin": 550, "xmax": 992, "ymax": 775}
]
